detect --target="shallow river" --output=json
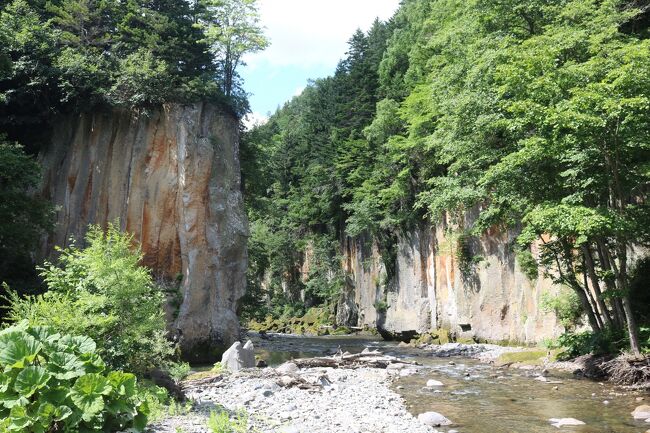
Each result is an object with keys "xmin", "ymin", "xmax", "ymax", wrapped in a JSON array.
[{"xmin": 248, "ymin": 333, "xmax": 649, "ymax": 433}]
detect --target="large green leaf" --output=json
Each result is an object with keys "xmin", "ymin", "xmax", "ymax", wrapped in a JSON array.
[
  {"xmin": 54, "ymin": 404, "xmax": 73, "ymax": 421},
  {"xmin": 40, "ymin": 385, "xmax": 69, "ymax": 405},
  {"xmin": 0, "ymin": 331, "xmax": 42, "ymax": 368},
  {"xmin": 0, "ymin": 393, "xmax": 29, "ymax": 409},
  {"xmin": 47, "ymin": 352, "xmax": 86, "ymax": 380},
  {"xmin": 26, "ymin": 326, "xmax": 60, "ymax": 346},
  {"xmin": 14, "ymin": 366, "xmax": 51, "ymax": 398},
  {"xmin": 59, "ymin": 335, "xmax": 96, "ymax": 354},
  {"xmin": 35, "ymin": 401, "xmax": 56, "ymax": 425},
  {"xmin": 7, "ymin": 405, "xmax": 31, "ymax": 431},
  {"xmin": 107, "ymin": 371, "xmax": 136, "ymax": 397},
  {"xmin": 79, "ymin": 352, "xmax": 105, "ymax": 373},
  {"xmin": 0, "ymin": 373, "xmax": 11, "ymax": 393},
  {"xmin": 70, "ymin": 374, "xmax": 112, "ymax": 421}
]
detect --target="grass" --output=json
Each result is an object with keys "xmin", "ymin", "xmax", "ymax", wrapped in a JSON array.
[
  {"xmin": 207, "ymin": 409, "xmax": 248, "ymax": 433},
  {"xmin": 496, "ymin": 349, "xmax": 556, "ymax": 366}
]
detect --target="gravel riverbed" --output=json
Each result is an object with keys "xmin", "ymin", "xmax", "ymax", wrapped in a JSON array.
[{"xmin": 148, "ymin": 365, "xmax": 441, "ymax": 433}]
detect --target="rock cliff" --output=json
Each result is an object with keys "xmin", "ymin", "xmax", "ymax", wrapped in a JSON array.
[
  {"xmin": 337, "ymin": 213, "xmax": 563, "ymax": 344},
  {"xmin": 39, "ymin": 102, "xmax": 248, "ymax": 362}
]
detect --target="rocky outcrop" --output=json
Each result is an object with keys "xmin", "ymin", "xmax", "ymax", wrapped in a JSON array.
[
  {"xmin": 338, "ymin": 212, "xmax": 563, "ymax": 344},
  {"xmin": 39, "ymin": 102, "xmax": 248, "ymax": 362}
]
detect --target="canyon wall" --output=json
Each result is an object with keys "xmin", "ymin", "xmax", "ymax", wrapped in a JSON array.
[
  {"xmin": 39, "ymin": 102, "xmax": 248, "ymax": 362},
  {"xmin": 338, "ymin": 213, "xmax": 563, "ymax": 344}
]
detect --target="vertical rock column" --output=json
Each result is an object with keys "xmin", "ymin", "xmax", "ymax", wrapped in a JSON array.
[{"xmin": 39, "ymin": 102, "xmax": 248, "ymax": 363}]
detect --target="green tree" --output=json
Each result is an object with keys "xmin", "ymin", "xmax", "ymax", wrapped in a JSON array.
[
  {"xmin": 0, "ymin": 140, "xmax": 54, "ymax": 289},
  {"xmin": 198, "ymin": 0, "xmax": 268, "ymax": 97}
]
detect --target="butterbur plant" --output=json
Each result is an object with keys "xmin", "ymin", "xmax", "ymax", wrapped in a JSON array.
[{"xmin": 0, "ymin": 321, "xmax": 148, "ymax": 433}]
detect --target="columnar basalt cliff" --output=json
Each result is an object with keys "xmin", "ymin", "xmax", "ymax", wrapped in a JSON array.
[
  {"xmin": 39, "ymin": 102, "xmax": 248, "ymax": 362},
  {"xmin": 336, "ymin": 215, "xmax": 563, "ymax": 344}
]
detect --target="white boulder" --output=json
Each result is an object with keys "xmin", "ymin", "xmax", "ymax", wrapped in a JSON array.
[
  {"xmin": 418, "ymin": 411, "xmax": 453, "ymax": 426},
  {"xmin": 633, "ymin": 405, "xmax": 650, "ymax": 420},
  {"xmin": 221, "ymin": 340, "xmax": 256, "ymax": 371},
  {"xmin": 549, "ymin": 418, "xmax": 585, "ymax": 428}
]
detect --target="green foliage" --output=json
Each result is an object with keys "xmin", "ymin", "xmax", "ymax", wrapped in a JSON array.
[
  {"xmin": 0, "ymin": 321, "xmax": 147, "ymax": 433},
  {"xmin": 166, "ymin": 362, "xmax": 191, "ymax": 383},
  {"xmin": 555, "ymin": 328, "xmax": 627, "ymax": 361},
  {"xmin": 5, "ymin": 223, "xmax": 173, "ymax": 374},
  {"xmin": 374, "ymin": 300, "xmax": 389, "ymax": 313},
  {"xmin": 198, "ymin": 0, "xmax": 269, "ymax": 99},
  {"xmin": 211, "ymin": 362, "xmax": 225, "ymax": 375},
  {"xmin": 540, "ymin": 290, "xmax": 583, "ymax": 330},
  {"xmin": 243, "ymin": 0, "xmax": 650, "ymax": 352},
  {"xmin": 107, "ymin": 49, "xmax": 174, "ymax": 107},
  {"xmin": 0, "ymin": 0, "xmax": 267, "ymax": 154},
  {"xmin": 515, "ymin": 248, "xmax": 539, "ymax": 281},
  {"xmin": 206, "ymin": 409, "xmax": 248, "ymax": 433},
  {"xmin": 0, "ymin": 140, "xmax": 54, "ymax": 289}
]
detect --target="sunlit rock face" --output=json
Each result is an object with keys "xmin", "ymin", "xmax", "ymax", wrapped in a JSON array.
[
  {"xmin": 337, "ymin": 212, "xmax": 563, "ymax": 344},
  {"xmin": 39, "ymin": 102, "xmax": 248, "ymax": 362}
]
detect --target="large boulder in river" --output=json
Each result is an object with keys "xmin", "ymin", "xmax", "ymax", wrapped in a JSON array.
[
  {"xmin": 418, "ymin": 411, "xmax": 452, "ymax": 426},
  {"xmin": 221, "ymin": 340, "xmax": 255, "ymax": 371},
  {"xmin": 632, "ymin": 405, "xmax": 650, "ymax": 419}
]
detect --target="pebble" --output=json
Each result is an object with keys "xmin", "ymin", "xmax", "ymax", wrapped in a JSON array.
[
  {"xmin": 150, "ymin": 367, "xmax": 438, "ymax": 433},
  {"xmin": 426, "ymin": 379, "xmax": 444, "ymax": 387}
]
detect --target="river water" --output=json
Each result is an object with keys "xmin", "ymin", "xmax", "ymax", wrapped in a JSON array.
[{"xmin": 248, "ymin": 333, "xmax": 649, "ymax": 433}]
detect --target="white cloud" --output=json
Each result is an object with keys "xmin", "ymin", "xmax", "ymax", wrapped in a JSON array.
[
  {"xmin": 242, "ymin": 112, "xmax": 269, "ymax": 130},
  {"xmin": 245, "ymin": 0, "xmax": 400, "ymax": 69}
]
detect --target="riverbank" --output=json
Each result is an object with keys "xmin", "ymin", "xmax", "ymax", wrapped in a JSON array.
[{"xmin": 148, "ymin": 365, "xmax": 440, "ymax": 433}]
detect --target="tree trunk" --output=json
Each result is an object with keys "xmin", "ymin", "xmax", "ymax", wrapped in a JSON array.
[
  {"xmin": 581, "ymin": 245, "xmax": 614, "ymax": 328},
  {"xmin": 614, "ymin": 243, "xmax": 641, "ymax": 355},
  {"xmin": 622, "ymin": 295, "xmax": 641, "ymax": 356},
  {"xmin": 595, "ymin": 239, "xmax": 626, "ymax": 328}
]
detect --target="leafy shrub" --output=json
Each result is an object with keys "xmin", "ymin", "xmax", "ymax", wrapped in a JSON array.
[
  {"xmin": 207, "ymin": 409, "xmax": 247, "ymax": 433},
  {"xmin": 166, "ymin": 362, "xmax": 191, "ymax": 383},
  {"xmin": 555, "ymin": 328, "xmax": 627, "ymax": 360},
  {"xmin": 540, "ymin": 289, "xmax": 583, "ymax": 330},
  {"xmin": 0, "ymin": 321, "xmax": 147, "ymax": 433},
  {"xmin": 5, "ymin": 223, "xmax": 174, "ymax": 374},
  {"xmin": 515, "ymin": 248, "xmax": 539, "ymax": 281},
  {"xmin": 374, "ymin": 300, "xmax": 389, "ymax": 313}
]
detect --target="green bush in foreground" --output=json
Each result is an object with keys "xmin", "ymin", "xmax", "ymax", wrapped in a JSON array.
[
  {"xmin": 0, "ymin": 321, "xmax": 147, "ymax": 433},
  {"xmin": 5, "ymin": 222, "xmax": 174, "ymax": 374}
]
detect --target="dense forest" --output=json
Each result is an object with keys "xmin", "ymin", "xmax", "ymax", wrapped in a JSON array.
[{"xmin": 243, "ymin": 0, "xmax": 650, "ymax": 354}]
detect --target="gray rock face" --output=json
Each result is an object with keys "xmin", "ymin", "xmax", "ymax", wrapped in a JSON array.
[
  {"xmin": 221, "ymin": 340, "xmax": 256, "ymax": 371},
  {"xmin": 39, "ymin": 103, "xmax": 248, "ymax": 362},
  {"xmin": 337, "ymin": 218, "xmax": 564, "ymax": 344}
]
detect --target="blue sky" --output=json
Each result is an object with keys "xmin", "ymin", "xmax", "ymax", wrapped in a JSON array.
[{"xmin": 241, "ymin": 0, "xmax": 401, "ymax": 126}]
